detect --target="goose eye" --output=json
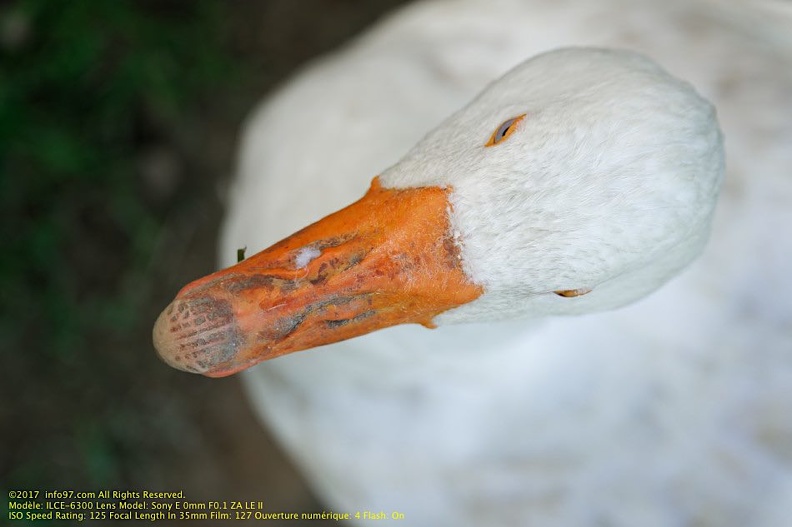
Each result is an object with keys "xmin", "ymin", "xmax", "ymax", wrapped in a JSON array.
[
  {"xmin": 485, "ymin": 114, "xmax": 526, "ymax": 147},
  {"xmin": 554, "ymin": 288, "xmax": 592, "ymax": 298}
]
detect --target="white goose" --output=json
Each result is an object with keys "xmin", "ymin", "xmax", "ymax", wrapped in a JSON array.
[{"xmin": 154, "ymin": 1, "xmax": 792, "ymax": 525}]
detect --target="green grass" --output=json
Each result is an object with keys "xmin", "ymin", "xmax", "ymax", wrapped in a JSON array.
[
  {"xmin": 1, "ymin": 0, "xmax": 233, "ymax": 362},
  {"xmin": 0, "ymin": 0, "xmax": 239, "ymax": 504}
]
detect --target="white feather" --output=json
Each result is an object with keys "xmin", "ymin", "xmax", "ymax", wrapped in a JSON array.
[{"xmin": 221, "ymin": 1, "xmax": 792, "ymax": 525}]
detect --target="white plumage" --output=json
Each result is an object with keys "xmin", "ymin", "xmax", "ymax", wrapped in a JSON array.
[{"xmin": 218, "ymin": 1, "xmax": 792, "ymax": 525}]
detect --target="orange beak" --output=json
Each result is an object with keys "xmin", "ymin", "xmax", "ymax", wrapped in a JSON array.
[{"xmin": 153, "ymin": 177, "xmax": 483, "ymax": 377}]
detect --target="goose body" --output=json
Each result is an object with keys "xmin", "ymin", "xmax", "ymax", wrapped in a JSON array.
[{"xmin": 156, "ymin": 0, "xmax": 792, "ymax": 525}]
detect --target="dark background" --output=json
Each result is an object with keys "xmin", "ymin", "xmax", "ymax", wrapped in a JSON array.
[{"xmin": 1, "ymin": 1, "xmax": 409, "ymax": 525}]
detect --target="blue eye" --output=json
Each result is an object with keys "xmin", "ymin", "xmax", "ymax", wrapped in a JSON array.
[
  {"xmin": 486, "ymin": 114, "xmax": 526, "ymax": 147},
  {"xmin": 495, "ymin": 119, "xmax": 518, "ymax": 140}
]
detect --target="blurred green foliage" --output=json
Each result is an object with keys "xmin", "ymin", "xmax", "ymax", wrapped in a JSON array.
[
  {"xmin": 0, "ymin": 0, "xmax": 241, "ymax": 502},
  {"xmin": 0, "ymin": 0, "xmax": 232, "ymax": 361}
]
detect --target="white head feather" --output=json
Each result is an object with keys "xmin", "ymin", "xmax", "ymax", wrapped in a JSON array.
[{"xmin": 380, "ymin": 48, "xmax": 724, "ymax": 323}]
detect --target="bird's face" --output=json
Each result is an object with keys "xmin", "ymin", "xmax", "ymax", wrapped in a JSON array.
[{"xmin": 153, "ymin": 48, "xmax": 723, "ymax": 377}]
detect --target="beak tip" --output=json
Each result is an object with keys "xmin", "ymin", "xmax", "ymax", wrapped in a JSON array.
[
  {"xmin": 153, "ymin": 302, "xmax": 197, "ymax": 374},
  {"xmin": 152, "ymin": 296, "xmax": 242, "ymax": 376}
]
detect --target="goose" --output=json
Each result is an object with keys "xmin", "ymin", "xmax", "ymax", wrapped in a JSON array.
[{"xmin": 153, "ymin": 1, "xmax": 792, "ymax": 525}]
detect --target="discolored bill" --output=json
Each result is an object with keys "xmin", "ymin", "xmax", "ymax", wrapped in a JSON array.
[{"xmin": 153, "ymin": 178, "xmax": 482, "ymax": 377}]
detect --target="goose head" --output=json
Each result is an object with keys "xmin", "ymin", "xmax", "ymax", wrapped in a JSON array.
[{"xmin": 153, "ymin": 48, "xmax": 723, "ymax": 377}]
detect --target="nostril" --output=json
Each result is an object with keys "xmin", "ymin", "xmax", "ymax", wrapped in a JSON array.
[{"xmin": 152, "ymin": 296, "xmax": 242, "ymax": 374}]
